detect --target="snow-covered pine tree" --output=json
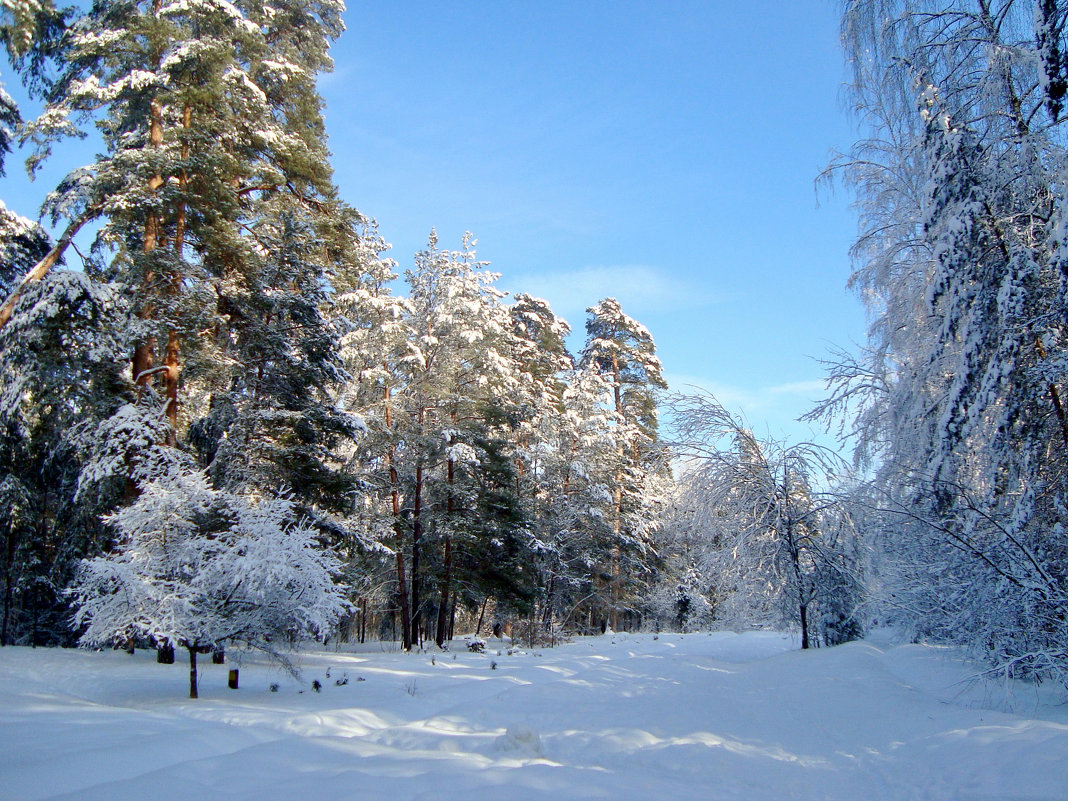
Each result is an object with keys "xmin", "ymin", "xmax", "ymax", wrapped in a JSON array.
[
  {"xmin": 332, "ymin": 218, "xmax": 415, "ymax": 646},
  {"xmin": 580, "ymin": 297, "xmax": 667, "ymax": 630},
  {"xmin": 506, "ymin": 293, "xmax": 576, "ymax": 635},
  {"xmin": 20, "ymin": 0, "xmax": 349, "ymax": 450},
  {"xmin": 395, "ymin": 232, "xmax": 525, "ymax": 648},
  {"xmin": 535, "ymin": 363, "xmax": 620, "ymax": 634},
  {"xmin": 0, "ymin": 204, "xmax": 128, "ymax": 645},
  {"xmin": 188, "ymin": 195, "xmax": 363, "ymax": 525}
]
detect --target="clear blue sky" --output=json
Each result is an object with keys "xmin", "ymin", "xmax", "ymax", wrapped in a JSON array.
[
  {"xmin": 322, "ymin": 1, "xmax": 866, "ymax": 448},
  {"xmin": 2, "ymin": 1, "xmax": 865, "ymax": 450}
]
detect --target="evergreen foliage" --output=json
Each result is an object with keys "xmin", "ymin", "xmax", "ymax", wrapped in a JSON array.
[{"xmin": 0, "ymin": 0, "xmax": 673, "ymax": 675}]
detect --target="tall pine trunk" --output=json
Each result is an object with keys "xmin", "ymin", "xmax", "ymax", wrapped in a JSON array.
[
  {"xmin": 384, "ymin": 386, "xmax": 412, "ymax": 651},
  {"xmin": 410, "ymin": 462, "xmax": 423, "ymax": 648},
  {"xmin": 610, "ymin": 353, "xmax": 623, "ymax": 631},
  {"xmin": 134, "ymin": 29, "xmax": 166, "ymax": 395},
  {"xmin": 161, "ymin": 102, "xmax": 191, "ymax": 446},
  {"xmin": 435, "ymin": 421, "xmax": 457, "ymax": 648}
]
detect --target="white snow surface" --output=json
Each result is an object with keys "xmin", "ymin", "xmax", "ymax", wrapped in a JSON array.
[{"xmin": 2, "ymin": 631, "xmax": 1067, "ymax": 800}]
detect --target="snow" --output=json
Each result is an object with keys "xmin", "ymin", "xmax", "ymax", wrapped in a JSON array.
[{"xmin": 2, "ymin": 632, "xmax": 1066, "ymax": 800}]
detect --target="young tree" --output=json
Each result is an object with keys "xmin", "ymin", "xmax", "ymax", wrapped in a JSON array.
[
  {"xmin": 673, "ymin": 391, "xmax": 863, "ymax": 649},
  {"xmin": 71, "ymin": 463, "xmax": 349, "ymax": 698}
]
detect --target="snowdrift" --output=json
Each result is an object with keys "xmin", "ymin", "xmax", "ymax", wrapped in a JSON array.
[{"xmin": 2, "ymin": 632, "xmax": 1066, "ymax": 800}]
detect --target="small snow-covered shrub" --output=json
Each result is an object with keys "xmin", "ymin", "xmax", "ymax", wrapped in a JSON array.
[{"xmin": 70, "ymin": 465, "xmax": 350, "ymax": 697}]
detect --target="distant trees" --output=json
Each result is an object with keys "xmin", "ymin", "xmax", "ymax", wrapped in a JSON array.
[
  {"xmin": 333, "ymin": 269, "xmax": 670, "ymax": 648},
  {"xmin": 667, "ymin": 392, "xmax": 864, "ymax": 648}
]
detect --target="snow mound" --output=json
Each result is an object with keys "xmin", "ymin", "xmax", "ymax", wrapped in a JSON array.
[{"xmin": 493, "ymin": 723, "xmax": 543, "ymax": 756}]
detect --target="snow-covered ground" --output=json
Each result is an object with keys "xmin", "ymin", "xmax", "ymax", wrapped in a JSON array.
[{"xmin": 2, "ymin": 631, "xmax": 1066, "ymax": 800}]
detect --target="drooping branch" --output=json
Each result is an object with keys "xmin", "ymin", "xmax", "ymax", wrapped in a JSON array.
[{"xmin": 0, "ymin": 207, "xmax": 100, "ymax": 330}]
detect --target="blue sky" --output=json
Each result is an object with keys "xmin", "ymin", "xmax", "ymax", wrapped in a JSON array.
[
  {"xmin": 2, "ymin": 1, "xmax": 865, "ymax": 450},
  {"xmin": 323, "ymin": 1, "xmax": 866, "ymax": 448}
]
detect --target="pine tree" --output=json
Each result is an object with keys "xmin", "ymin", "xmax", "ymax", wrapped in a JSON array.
[
  {"xmin": 18, "ymin": 0, "xmax": 349, "ymax": 446},
  {"xmin": 394, "ymin": 232, "xmax": 522, "ymax": 648},
  {"xmin": 580, "ymin": 297, "xmax": 667, "ymax": 630},
  {"xmin": 506, "ymin": 293, "xmax": 576, "ymax": 634},
  {"xmin": 332, "ymin": 218, "xmax": 415, "ymax": 647},
  {"xmin": 0, "ymin": 204, "xmax": 128, "ymax": 644}
]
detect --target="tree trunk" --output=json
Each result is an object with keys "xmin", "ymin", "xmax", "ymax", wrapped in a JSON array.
[
  {"xmin": 1034, "ymin": 337, "xmax": 1068, "ymax": 448},
  {"xmin": 543, "ymin": 573, "xmax": 555, "ymax": 626},
  {"xmin": 410, "ymin": 462, "xmax": 423, "ymax": 648},
  {"xmin": 610, "ymin": 352, "xmax": 623, "ymax": 632},
  {"xmin": 435, "ymin": 532, "xmax": 452, "ymax": 648},
  {"xmin": 160, "ymin": 102, "xmax": 191, "ymax": 448},
  {"xmin": 187, "ymin": 645, "xmax": 198, "ymax": 699},
  {"xmin": 133, "ymin": 89, "xmax": 166, "ymax": 397},
  {"xmin": 1, "ymin": 516, "xmax": 15, "ymax": 646},
  {"xmin": 384, "ymin": 386, "xmax": 412, "ymax": 652},
  {"xmin": 360, "ymin": 597, "xmax": 367, "ymax": 644},
  {"xmin": 785, "ymin": 509, "xmax": 810, "ymax": 650},
  {"xmin": 164, "ymin": 330, "xmax": 180, "ymax": 444},
  {"xmin": 395, "ymin": 547, "xmax": 412, "ymax": 652},
  {"xmin": 435, "ymin": 429, "xmax": 456, "ymax": 648}
]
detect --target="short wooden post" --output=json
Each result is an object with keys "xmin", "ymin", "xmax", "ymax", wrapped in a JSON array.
[{"xmin": 228, "ymin": 668, "xmax": 239, "ymax": 690}]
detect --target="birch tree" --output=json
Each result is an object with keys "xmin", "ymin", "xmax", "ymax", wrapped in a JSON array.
[
  {"xmin": 673, "ymin": 391, "xmax": 863, "ymax": 648},
  {"xmin": 817, "ymin": 0, "xmax": 1068, "ymax": 679}
]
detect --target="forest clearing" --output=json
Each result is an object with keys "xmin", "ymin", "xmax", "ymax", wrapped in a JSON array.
[{"xmin": 4, "ymin": 631, "xmax": 1067, "ymax": 801}]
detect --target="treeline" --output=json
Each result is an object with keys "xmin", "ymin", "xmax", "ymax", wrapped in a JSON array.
[{"xmin": 0, "ymin": 0, "xmax": 669, "ymax": 653}]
